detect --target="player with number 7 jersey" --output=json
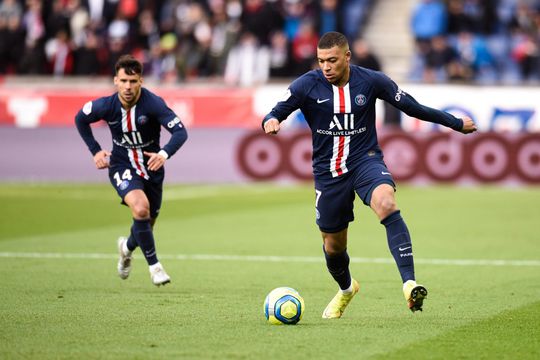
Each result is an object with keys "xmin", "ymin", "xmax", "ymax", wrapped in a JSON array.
[
  {"xmin": 75, "ymin": 55, "xmax": 187, "ymax": 287},
  {"xmin": 263, "ymin": 32, "xmax": 477, "ymax": 317}
]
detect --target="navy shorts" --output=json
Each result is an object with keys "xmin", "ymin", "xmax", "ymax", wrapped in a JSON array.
[
  {"xmin": 314, "ymin": 158, "xmax": 395, "ymax": 233},
  {"xmin": 108, "ymin": 164, "xmax": 164, "ymax": 219}
]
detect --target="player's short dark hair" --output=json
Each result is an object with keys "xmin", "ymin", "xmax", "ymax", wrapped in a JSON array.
[
  {"xmin": 115, "ymin": 54, "xmax": 143, "ymax": 76},
  {"xmin": 318, "ymin": 31, "xmax": 349, "ymax": 50}
]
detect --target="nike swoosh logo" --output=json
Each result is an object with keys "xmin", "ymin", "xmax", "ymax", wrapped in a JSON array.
[
  {"xmin": 399, "ymin": 246, "xmax": 411, "ymax": 251},
  {"xmin": 317, "ymin": 98, "xmax": 330, "ymax": 104},
  {"xmin": 108, "ymin": 121, "xmax": 119, "ymax": 125},
  {"xmin": 381, "ymin": 171, "xmax": 392, "ymax": 175}
]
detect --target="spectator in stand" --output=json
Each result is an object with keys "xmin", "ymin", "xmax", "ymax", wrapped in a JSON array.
[
  {"xmin": 351, "ymin": 37, "xmax": 402, "ymax": 127},
  {"xmin": 454, "ymin": 31, "xmax": 497, "ymax": 83},
  {"xmin": 291, "ymin": 19, "xmax": 319, "ymax": 74},
  {"xmin": 19, "ymin": 0, "xmax": 47, "ymax": 74},
  {"xmin": 508, "ymin": 2, "xmax": 538, "ymax": 34},
  {"xmin": 0, "ymin": 0, "xmax": 21, "ymax": 20},
  {"xmin": 447, "ymin": 0, "xmax": 477, "ymax": 35},
  {"xmin": 241, "ymin": 0, "xmax": 282, "ymax": 46},
  {"xmin": 410, "ymin": 0, "xmax": 448, "ymax": 45},
  {"xmin": 0, "ymin": 0, "xmax": 24, "ymax": 73},
  {"xmin": 207, "ymin": 0, "xmax": 240, "ymax": 77},
  {"xmin": 155, "ymin": 32, "xmax": 180, "ymax": 82},
  {"xmin": 512, "ymin": 31, "xmax": 540, "ymax": 81},
  {"xmin": 409, "ymin": 0, "xmax": 448, "ymax": 81},
  {"xmin": 340, "ymin": 0, "xmax": 372, "ymax": 41},
  {"xmin": 283, "ymin": 0, "xmax": 312, "ymax": 41},
  {"xmin": 351, "ymin": 37, "xmax": 381, "ymax": 71},
  {"xmin": 73, "ymin": 30, "xmax": 103, "ymax": 75},
  {"xmin": 45, "ymin": 29, "xmax": 74, "ymax": 76},
  {"xmin": 423, "ymin": 35, "xmax": 466, "ymax": 82},
  {"xmin": 224, "ymin": 31, "xmax": 270, "ymax": 86},
  {"xmin": 317, "ymin": 0, "xmax": 341, "ymax": 35},
  {"xmin": 106, "ymin": 15, "xmax": 131, "ymax": 76},
  {"xmin": 269, "ymin": 30, "xmax": 293, "ymax": 78},
  {"xmin": 135, "ymin": 9, "xmax": 160, "ymax": 56},
  {"xmin": 68, "ymin": 0, "xmax": 90, "ymax": 49},
  {"xmin": 45, "ymin": 0, "xmax": 71, "ymax": 41},
  {"xmin": 86, "ymin": 0, "xmax": 118, "ymax": 30}
]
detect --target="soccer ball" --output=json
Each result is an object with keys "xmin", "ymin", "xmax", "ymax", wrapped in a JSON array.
[{"xmin": 264, "ymin": 287, "xmax": 305, "ymax": 325}]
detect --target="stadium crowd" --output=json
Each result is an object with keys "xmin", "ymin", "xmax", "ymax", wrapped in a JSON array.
[
  {"xmin": 0, "ymin": 0, "xmax": 374, "ymax": 83},
  {"xmin": 410, "ymin": 0, "xmax": 540, "ymax": 84},
  {"xmin": 0, "ymin": 0, "xmax": 539, "ymax": 85}
]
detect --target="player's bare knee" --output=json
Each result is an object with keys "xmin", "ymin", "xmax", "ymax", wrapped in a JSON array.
[
  {"xmin": 322, "ymin": 233, "xmax": 347, "ymax": 255},
  {"xmin": 379, "ymin": 197, "xmax": 397, "ymax": 215},
  {"xmin": 132, "ymin": 206, "xmax": 150, "ymax": 220},
  {"xmin": 324, "ymin": 244, "xmax": 345, "ymax": 256}
]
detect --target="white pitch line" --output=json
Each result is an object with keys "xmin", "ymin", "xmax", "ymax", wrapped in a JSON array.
[{"xmin": 0, "ymin": 252, "xmax": 539, "ymax": 267}]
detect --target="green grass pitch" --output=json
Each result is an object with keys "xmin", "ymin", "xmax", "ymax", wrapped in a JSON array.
[{"xmin": 0, "ymin": 183, "xmax": 539, "ymax": 359}]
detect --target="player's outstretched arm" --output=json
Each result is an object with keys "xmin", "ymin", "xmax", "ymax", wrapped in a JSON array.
[
  {"xmin": 93, "ymin": 150, "xmax": 111, "ymax": 169},
  {"xmin": 264, "ymin": 118, "xmax": 281, "ymax": 135},
  {"xmin": 459, "ymin": 116, "xmax": 477, "ymax": 134}
]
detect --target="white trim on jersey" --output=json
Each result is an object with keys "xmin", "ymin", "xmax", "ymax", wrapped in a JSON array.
[
  {"xmin": 121, "ymin": 106, "xmax": 150, "ymax": 180},
  {"xmin": 330, "ymin": 84, "xmax": 351, "ymax": 177},
  {"xmin": 130, "ymin": 148, "xmax": 149, "ymax": 180},
  {"xmin": 332, "ymin": 84, "xmax": 352, "ymax": 114},
  {"xmin": 330, "ymin": 136, "xmax": 350, "ymax": 177}
]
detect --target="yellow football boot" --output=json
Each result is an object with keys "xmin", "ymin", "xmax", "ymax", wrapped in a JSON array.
[
  {"xmin": 403, "ymin": 280, "xmax": 428, "ymax": 312},
  {"xmin": 322, "ymin": 279, "xmax": 360, "ymax": 319}
]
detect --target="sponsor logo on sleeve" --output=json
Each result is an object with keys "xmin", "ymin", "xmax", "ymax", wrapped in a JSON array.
[
  {"xmin": 395, "ymin": 89, "xmax": 405, "ymax": 102},
  {"xmin": 167, "ymin": 117, "xmax": 183, "ymax": 128}
]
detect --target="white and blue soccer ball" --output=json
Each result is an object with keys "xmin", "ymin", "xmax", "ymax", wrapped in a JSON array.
[{"xmin": 264, "ymin": 287, "xmax": 305, "ymax": 325}]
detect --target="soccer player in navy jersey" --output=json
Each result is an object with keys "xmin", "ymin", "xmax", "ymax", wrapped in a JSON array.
[
  {"xmin": 75, "ymin": 55, "xmax": 188, "ymax": 286},
  {"xmin": 263, "ymin": 32, "xmax": 477, "ymax": 317}
]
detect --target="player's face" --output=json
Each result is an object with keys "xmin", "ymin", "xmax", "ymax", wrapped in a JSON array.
[
  {"xmin": 114, "ymin": 68, "xmax": 143, "ymax": 107},
  {"xmin": 317, "ymin": 45, "xmax": 351, "ymax": 87}
]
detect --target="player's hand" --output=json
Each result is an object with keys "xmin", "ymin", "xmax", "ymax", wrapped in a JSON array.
[
  {"xmin": 93, "ymin": 150, "xmax": 111, "ymax": 169},
  {"xmin": 264, "ymin": 118, "xmax": 281, "ymax": 135},
  {"xmin": 144, "ymin": 151, "xmax": 166, "ymax": 171},
  {"xmin": 460, "ymin": 116, "xmax": 477, "ymax": 134}
]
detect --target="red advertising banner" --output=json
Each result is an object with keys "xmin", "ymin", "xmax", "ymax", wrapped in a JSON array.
[
  {"xmin": 0, "ymin": 88, "xmax": 259, "ymax": 128},
  {"xmin": 236, "ymin": 130, "xmax": 540, "ymax": 184}
]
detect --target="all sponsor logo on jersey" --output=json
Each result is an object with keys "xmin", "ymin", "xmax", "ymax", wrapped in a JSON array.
[
  {"xmin": 113, "ymin": 131, "xmax": 154, "ymax": 149},
  {"xmin": 122, "ymin": 131, "xmax": 143, "ymax": 145},
  {"xmin": 316, "ymin": 114, "xmax": 367, "ymax": 136},
  {"xmin": 330, "ymin": 114, "xmax": 354, "ymax": 130}
]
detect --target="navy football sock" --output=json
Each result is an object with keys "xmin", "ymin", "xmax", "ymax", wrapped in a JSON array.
[
  {"xmin": 323, "ymin": 246, "xmax": 352, "ymax": 291},
  {"xmin": 131, "ymin": 218, "xmax": 158, "ymax": 266},
  {"xmin": 381, "ymin": 210, "xmax": 415, "ymax": 282},
  {"xmin": 126, "ymin": 231, "xmax": 137, "ymax": 252}
]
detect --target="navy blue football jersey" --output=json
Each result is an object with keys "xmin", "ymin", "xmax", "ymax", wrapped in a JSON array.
[
  {"xmin": 263, "ymin": 65, "xmax": 463, "ymax": 178},
  {"xmin": 75, "ymin": 88, "xmax": 188, "ymax": 180}
]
